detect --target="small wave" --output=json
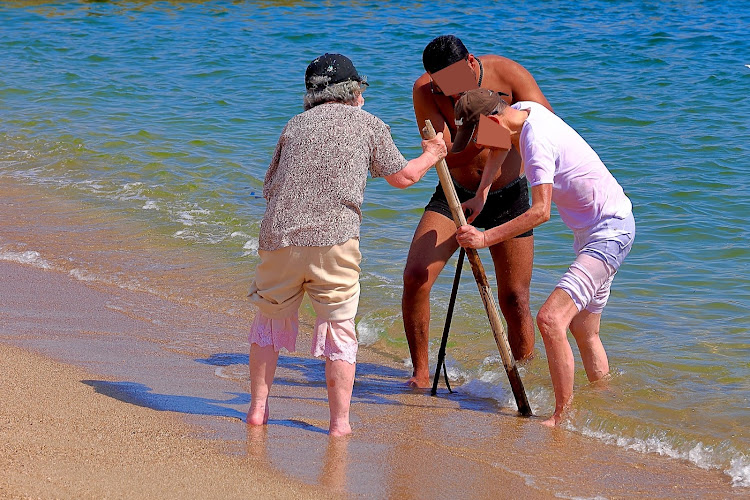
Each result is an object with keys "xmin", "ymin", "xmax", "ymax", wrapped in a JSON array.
[
  {"xmin": 0, "ymin": 248, "xmax": 53, "ymax": 269},
  {"xmin": 175, "ymin": 208, "xmax": 211, "ymax": 227},
  {"xmin": 68, "ymin": 268, "xmax": 100, "ymax": 283},
  {"xmin": 570, "ymin": 422, "xmax": 750, "ymax": 487},
  {"xmin": 233, "ymin": 232, "xmax": 258, "ymax": 256},
  {"xmin": 356, "ymin": 316, "xmax": 386, "ymax": 346}
]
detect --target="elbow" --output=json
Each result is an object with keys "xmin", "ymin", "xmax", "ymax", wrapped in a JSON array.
[
  {"xmin": 529, "ymin": 206, "xmax": 551, "ymax": 226},
  {"xmin": 387, "ymin": 166, "xmax": 422, "ymax": 189},
  {"xmin": 396, "ymin": 175, "xmax": 417, "ymax": 189},
  {"xmin": 386, "ymin": 173, "xmax": 412, "ymax": 189}
]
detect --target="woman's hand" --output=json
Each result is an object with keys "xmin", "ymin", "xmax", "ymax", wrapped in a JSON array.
[
  {"xmin": 421, "ymin": 132, "xmax": 447, "ymax": 162},
  {"xmin": 456, "ymin": 224, "xmax": 487, "ymax": 249}
]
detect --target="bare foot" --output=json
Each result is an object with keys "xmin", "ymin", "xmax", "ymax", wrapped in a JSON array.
[
  {"xmin": 247, "ymin": 401, "xmax": 269, "ymax": 426},
  {"xmin": 405, "ymin": 374, "xmax": 431, "ymax": 389},
  {"xmin": 328, "ymin": 422, "xmax": 352, "ymax": 437},
  {"xmin": 516, "ymin": 350, "xmax": 536, "ymax": 363},
  {"xmin": 541, "ymin": 414, "xmax": 562, "ymax": 427}
]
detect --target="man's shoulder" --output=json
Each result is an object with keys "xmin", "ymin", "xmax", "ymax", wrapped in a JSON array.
[
  {"xmin": 481, "ymin": 54, "xmax": 526, "ymax": 70},
  {"xmin": 413, "ymin": 72, "xmax": 432, "ymax": 97}
]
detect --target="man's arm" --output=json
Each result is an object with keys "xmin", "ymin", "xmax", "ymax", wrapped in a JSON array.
[{"xmin": 462, "ymin": 149, "xmax": 509, "ymax": 223}]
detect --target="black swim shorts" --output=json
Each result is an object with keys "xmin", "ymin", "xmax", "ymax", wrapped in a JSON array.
[{"xmin": 424, "ymin": 175, "xmax": 534, "ymax": 237}]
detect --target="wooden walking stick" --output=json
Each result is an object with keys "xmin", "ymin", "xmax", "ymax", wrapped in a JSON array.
[{"xmin": 422, "ymin": 120, "xmax": 532, "ymax": 416}]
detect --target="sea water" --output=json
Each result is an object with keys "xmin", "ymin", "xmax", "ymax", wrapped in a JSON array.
[{"xmin": 1, "ymin": 0, "xmax": 748, "ymax": 487}]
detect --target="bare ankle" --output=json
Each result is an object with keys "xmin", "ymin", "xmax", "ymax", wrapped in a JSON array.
[
  {"xmin": 247, "ymin": 401, "xmax": 269, "ymax": 426},
  {"xmin": 405, "ymin": 372, "xmax": 431, "ymax": 389},
  {"xmin": 329, "ymin": 422, "xmax": 352, "ymax": 437}
]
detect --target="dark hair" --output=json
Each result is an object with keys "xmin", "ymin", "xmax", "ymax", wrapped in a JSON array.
[{"xmin": 422, "ymin": 35, "xmax": 469, "ymax": 73}]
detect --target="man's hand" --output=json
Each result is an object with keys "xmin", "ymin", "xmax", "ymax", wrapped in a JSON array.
[
  {"xmin": 456, "ymin": 224, "xmax": 487, "ymax": 249},
  {"xmin": 461, "ymin": 195, "xmax": 486, "ymax": 224}
]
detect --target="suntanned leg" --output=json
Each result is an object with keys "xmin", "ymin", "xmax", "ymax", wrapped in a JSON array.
[
  {"xmin": 536, "ymin": 288, "xmax": 580, "ymax": 427},
  {"xmin": 248, "ymin": 343, "xmax": 280, "ymax": 426},
  {"xmin": 402, "ymin": 211, "xmax": 459, "ymax": 388},
  {"xmin": 488, "ymin": 235, "xmax": 535, "ymax": 361},
  {"xmin": 569, "ymin": 309, "xmax": 609, "ymax": 382},
  {"xmin": 326, "ymin": 359, "xmax": 356, "ymax": 437}
]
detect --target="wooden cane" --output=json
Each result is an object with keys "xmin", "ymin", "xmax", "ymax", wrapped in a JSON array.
[{"xmin": 422, "ymin": 120, "xmax": 532, "ymax": 416}]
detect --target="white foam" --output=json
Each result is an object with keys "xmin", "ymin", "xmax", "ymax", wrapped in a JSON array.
[
  {"xmin": 79, "ymin": 179, "xmax": 106, "ymax": 192},
  {"xmin": 0, "ymin": 249, "xmax": 53, "ymax": 269},
  {"xmin": 356, "ymin": 317, "xmax": 383, "ymax": 346},
  {"xmin": 570, "ymin": 422, "xmax": 750, "ymax": 487},
  {"xmin": 68, "ymin": 268, "xmax": 98, "ymax": 282},
  {"xmin": 142, "ymin": 200, "xmax": 159, "ymax": 210},
  {"xmin": 241, "ymin": 237, "xmax": 259, "ymax": 256},
  {"xmin": 728, "ymin": 455, "xmax": 750, "ymax": 487},
  {"xmin": 176, "ymin": 211, "xmax": 196, "ymax": 225}
]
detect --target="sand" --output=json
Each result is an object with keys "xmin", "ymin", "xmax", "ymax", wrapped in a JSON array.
[
  {"xmin": 0, "ymin": 343, "xmax": 332, "ymax": 500},
  {"xmin": 0, "ymin": 259, "xmax": 744, "ymax": 499}
]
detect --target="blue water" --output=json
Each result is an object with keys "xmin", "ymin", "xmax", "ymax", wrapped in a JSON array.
[{"xmin": 1, "ymin": 0, "xmax": 749, "ymax": 487}]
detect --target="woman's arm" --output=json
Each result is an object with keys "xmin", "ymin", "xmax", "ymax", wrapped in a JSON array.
[{"xmin": 384, "ymin": 133, "xmax": 447, "ymax": 189}]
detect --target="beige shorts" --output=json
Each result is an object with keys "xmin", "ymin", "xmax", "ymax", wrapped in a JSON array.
[{"xmin": 248, "ymin": 238, "xmax": 361, "ymax": 321}]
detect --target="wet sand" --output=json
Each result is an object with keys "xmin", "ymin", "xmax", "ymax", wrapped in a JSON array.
[
  {"xmin": 0, "ymin": 179, "xmax": 744, "ymax": 498},
  {"xmin": 0, "ymin": 259, "xmax": 743, "ymax": 499},
  {"xmin": 0, "ymin": 342, "xmax": 330, "ymax": 500}
]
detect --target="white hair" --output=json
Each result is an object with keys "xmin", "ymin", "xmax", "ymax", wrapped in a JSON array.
[{"xmin": 303, "ymin": 80, "xmax": 365, "ymax": 110}]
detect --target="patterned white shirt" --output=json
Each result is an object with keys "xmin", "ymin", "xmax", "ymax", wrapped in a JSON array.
[{"xmin": 259, "ymin": 102, "xmax": 408, "ymax": 251}]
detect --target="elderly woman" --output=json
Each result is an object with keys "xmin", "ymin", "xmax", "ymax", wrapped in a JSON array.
[{"xmin": 247, "ymin": 53, "xmax": 446, "ymax": 436}]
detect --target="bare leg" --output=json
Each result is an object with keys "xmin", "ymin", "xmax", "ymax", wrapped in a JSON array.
[
  {"xmin": 488, "ymin": 235, "xmax": 535, "ymax": 361},
  {"xmin": 402, "ymin": 211, "xmax": 459, "ymax": 388},
  {"xmin": 570, "ymin": 309, "xmax": 609, "ymax": 382},
  {"xmin": 248, "ymin": 343, "xmax": 279, "ymax": 426},
  {"xmin": 536, "ymin": 288, "xmax": 580, "ymax": 427},
  {"xmin": 326, "ymin": 358, "xmax": 356, "ymax": 437}
]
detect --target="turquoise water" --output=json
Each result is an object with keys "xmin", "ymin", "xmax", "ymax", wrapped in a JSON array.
[{"xmin": 1, "ymin": 0, "xmax": 749, "ymax": 487}]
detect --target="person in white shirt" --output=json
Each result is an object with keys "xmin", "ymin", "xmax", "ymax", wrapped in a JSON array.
[{"xmin": 451, "ymin": 88, "xmax": 635, "ymax": 427}]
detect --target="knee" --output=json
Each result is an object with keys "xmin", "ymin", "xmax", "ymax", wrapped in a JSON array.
[
  {"xmin": 536, "ymin": 307, "xmax": 566, "ymax": 342},
  {"xmin": 498, "ymin": 287, "xmax": 530, "ymax": 315},
  {"xmin": 402, "ymin": 263, "xmax": 431, "ymax": 295}
]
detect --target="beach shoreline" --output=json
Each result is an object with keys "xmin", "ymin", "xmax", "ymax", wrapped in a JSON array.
[{"xmin": 0, "ymin": 256, "xmax": 743, "ymax": 498}]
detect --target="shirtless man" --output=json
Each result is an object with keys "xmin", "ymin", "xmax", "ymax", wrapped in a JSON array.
[{"xmin": 403, "ymin": 35, "xmax": 553, "ymax": 387}]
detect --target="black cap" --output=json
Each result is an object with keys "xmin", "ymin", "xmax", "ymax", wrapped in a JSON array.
[{"xmin": 305, "ymin": 53, "xmax": 368, "ymax": 91}]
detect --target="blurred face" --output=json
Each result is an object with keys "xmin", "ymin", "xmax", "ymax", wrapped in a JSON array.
[{"xmin": 429, "ymin": 58, "xmax": 477, "ymax": 99}]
